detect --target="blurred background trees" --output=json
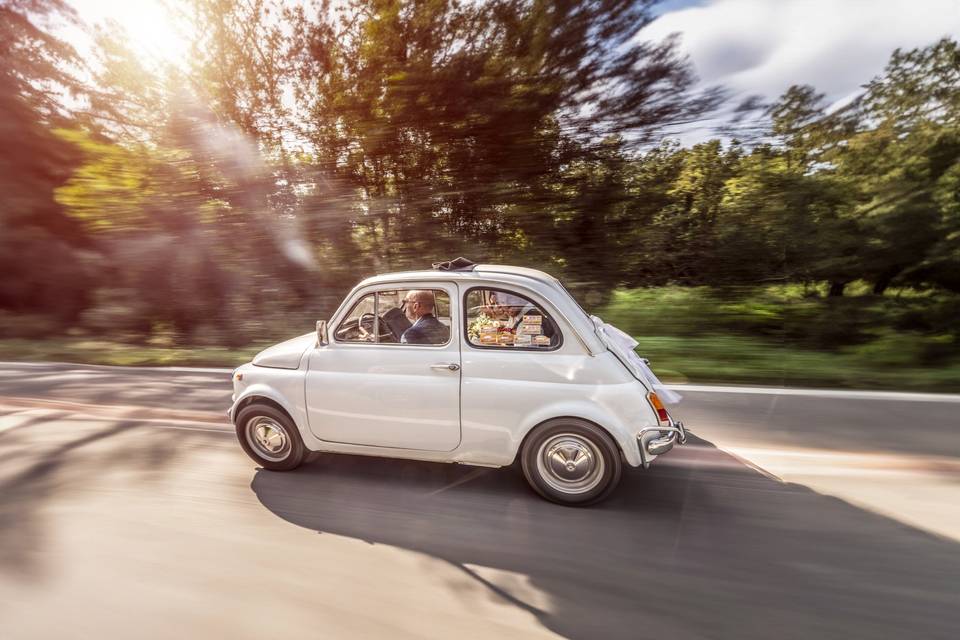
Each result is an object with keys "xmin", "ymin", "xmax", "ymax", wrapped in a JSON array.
[
  {"xmin": 0, "ymin": 0, "xmax": 958, "ymax": 386},
  {"xmin": 0, "ymin": 0, "xmax": 93, "ymax": 321}
]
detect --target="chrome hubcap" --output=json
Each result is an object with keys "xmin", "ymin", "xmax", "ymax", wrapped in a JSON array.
[
  {"xmin": 536, "ymin": 433, "xmax": 605, "ymax": 495},
  {"xmin": 245, "ymin": 416, "xmax": 290, "ymax": 462}
]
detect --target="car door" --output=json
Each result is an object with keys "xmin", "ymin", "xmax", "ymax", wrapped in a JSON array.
[
  {"xmin": 459, "ymin": 284, "xmax": 590, "ymax": 440},
  {"xmin": 304, "ymin": 282, "xmax": 462, "ymax": 451}
]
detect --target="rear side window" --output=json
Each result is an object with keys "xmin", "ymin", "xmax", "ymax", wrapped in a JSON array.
[{"xmin": 464, "ymin": 288, "xmax": 561, "ymax": 350}]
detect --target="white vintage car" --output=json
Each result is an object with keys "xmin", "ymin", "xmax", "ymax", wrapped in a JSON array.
[{"xmin": 229, "ymin": 260, "xmax": 686, "ymax": 505}]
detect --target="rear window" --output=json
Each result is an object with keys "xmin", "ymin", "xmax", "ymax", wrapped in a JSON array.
[{"xmin": 463, "ymin": 288, "xmax": 561, "ymax": 350}]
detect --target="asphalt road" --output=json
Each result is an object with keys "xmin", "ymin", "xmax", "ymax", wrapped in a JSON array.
[{"xmin": 0, "ymin": 362, "xmax": 957, "ymax": 639}]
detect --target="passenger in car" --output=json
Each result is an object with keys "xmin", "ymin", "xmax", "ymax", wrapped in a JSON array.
[
  {"xmin": 400, "ymin": 290, "xmax": 450, "ymax": 344},
  {"xmin": 491, "ymin": 291, "xmax": 556, "ymax": 342}
]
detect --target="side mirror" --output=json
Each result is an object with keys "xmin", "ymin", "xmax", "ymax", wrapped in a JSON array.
[{"xmin": 316, "ymin": 320, "xmax": 328, "ymax": 346}]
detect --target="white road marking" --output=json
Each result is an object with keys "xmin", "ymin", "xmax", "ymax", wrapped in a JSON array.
[
  {"xmin": 667, "ymin": 384, "xmax": 960, "ymax": 403},
  {"xmin": 0, "ymin": 360, "xmax": 234, "ymax": 374}
]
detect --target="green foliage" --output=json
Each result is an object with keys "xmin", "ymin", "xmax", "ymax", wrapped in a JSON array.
[
  {"xmin": 600, "ymin": 284, "xmax": 960, "ymax": 351},
  {"xmin": 629, "ymin": 334, "xmax": 960, "ymax": 391},
  {"xmin": 596, "ymin": 286, "xmax": 960, "ymax": 391},
  {"xmin": 276, "ymin": 0, "xmax": 716, "ymax": 277}
]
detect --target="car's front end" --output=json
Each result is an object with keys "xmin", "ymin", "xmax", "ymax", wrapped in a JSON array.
[
  {"xmin": 228, "ymin": 362, "xmax": 255, "ymax": 422},
  {"xmin": 227, "ymin": 332, "xmax": 313, "ymax": 428}
]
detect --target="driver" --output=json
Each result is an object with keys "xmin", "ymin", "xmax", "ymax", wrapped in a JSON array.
[{"xmin": 400, "ymin": 290, "xmax": 449, "ymax": 344}]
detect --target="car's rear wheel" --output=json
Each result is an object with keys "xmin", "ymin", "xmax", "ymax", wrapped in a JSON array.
[
  {"xmin": 520, "ymin": 418, "xmax": 622, "ymax": 506},
  {"xmin": 235, "ymin": 403, "xmax": 307, "ymax": 471}
]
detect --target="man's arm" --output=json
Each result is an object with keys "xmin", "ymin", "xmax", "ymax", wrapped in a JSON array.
[{"xmin": 401, "ymin": 325, "xmax": 423, "ymax": 344}]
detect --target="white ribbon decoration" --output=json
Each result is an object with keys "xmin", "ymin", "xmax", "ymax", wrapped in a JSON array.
[{"xmin": 590, "ymin": 316, "xmax": 683, "ymax": 405}]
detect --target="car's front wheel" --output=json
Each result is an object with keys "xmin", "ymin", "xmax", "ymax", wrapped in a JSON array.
[
  {"xmin": 520, "ymin": 418, "xmax": 622, "ymax": 506},
  {"xmin": 235, "ymin": 403, "xmax": 307, "ymax": 471}
]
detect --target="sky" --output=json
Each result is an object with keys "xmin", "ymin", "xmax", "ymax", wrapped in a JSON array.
[
  {"xmin": 67, "ymin": 0, "xmax": 193, "ymax": 67},
  {"xmin": 640, "ymin": 0, "xmax": 960, "ymax": 142},
  {"xmin": 66, "ymin": 0, "xmax": 960, "ymax": 144}
]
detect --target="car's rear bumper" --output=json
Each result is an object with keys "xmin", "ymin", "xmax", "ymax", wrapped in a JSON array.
[{"xmin": 637, "ymin": 421, "xmax": 687, "ymax": 468}]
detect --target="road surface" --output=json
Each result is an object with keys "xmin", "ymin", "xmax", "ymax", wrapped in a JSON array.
[{"xmin": 0, "ymin": 362, "xmax": 957, "ymax": 639}]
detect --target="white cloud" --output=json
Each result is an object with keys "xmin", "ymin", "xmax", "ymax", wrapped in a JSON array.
[{"xmin": 641, "ymin": 0, "xmax": 960, "ymax": 142}]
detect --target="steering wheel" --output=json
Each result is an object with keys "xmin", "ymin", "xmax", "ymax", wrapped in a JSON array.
[{"xmin": 357, "ymin": 312, "xmax": 377, "ymax": 342}]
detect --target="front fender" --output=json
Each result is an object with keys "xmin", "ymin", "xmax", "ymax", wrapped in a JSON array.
[
  {"xmin": 229, "ymin": 367, "xmax": 309, "ymax": 439},
  {"xmin": 229, "ymin": 384, "xmax": 296, "ymax": 421}
]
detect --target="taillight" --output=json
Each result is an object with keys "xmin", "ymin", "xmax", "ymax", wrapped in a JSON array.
[{"xmin": 648, "ymin": 392, "xmax": 670, "ymax": 424}]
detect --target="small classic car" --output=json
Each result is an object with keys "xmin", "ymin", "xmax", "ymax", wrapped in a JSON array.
[{"xmin": 229, "ymin": 259, "xmax": 685, "ymax": 505}]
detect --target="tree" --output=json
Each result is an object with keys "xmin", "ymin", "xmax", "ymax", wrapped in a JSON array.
[
  {"xmin": 839, "ymin": 38, "xmax": 960, "ymax": 293},
  {"xmin": 0, "ymin": 0, "xmax": 94, "ymax": 319},
  {"xmin": 278, "ymin": 0, "xmax": 718, "ymax": 275}
]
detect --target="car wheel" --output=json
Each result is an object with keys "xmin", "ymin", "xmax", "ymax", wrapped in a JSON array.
[
  {"xmin": 520, "ymin": 418, "xmax": 622, "ymax": 506},
  {"xmin": 235, "ymin": 403, "xmax": 307, "ymax": 471}
]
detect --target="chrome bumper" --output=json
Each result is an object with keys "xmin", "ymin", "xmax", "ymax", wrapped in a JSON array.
[{"xmin": 637, "ymin": 421, "xmax": 687, "ymax": 468}]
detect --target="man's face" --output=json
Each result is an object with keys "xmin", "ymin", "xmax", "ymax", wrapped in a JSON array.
[{"xmin": 402, "ymin": 294, "xmax": 419, "ymax": 322}]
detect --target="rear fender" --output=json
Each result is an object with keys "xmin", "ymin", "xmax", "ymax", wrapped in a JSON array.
[{"xmin": 515, "ymin": 401, "xmax": 643, "ymax": 467}]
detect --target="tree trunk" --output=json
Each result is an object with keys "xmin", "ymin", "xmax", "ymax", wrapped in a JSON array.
[
  {"xmin": 872, "ymin": 266, "xmax": 902, "ymax": 295},
  {"xmin": 828, "ymin": 280, "xmax": 847, "ymax": 297}
]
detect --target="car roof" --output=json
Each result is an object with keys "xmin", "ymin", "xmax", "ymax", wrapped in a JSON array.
[{"xmin": 357, "ymin": 264, "xmax": 556, "ymax": 287}]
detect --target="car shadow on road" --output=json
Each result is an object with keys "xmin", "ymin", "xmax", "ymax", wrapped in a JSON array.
[{"xmin": 251, "ymin": 434, "xmax": 960, "ymax": 640}]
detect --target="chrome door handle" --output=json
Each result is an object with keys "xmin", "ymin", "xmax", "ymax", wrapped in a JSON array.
[{"xmin": 430, "ymin": 363, "xmax": 460, "ymax": 371}]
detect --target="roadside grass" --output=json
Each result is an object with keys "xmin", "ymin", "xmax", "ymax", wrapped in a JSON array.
[
  {"xmin": 633, "ymin": 335, "xmax": 960, "ymax": 391},
  {"xmin": 2, "ymin": 284, "xmax": 959, "ymax": 392},
  {"xmin": 0, "ymin": 337, "xmax": 266, "ymax": 368},
  {"xmin": 597, "ymin": 285, "xmax": 960, "ymax": 392}
]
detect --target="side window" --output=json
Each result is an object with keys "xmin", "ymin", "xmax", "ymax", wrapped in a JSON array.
[
  {"xmin": 464, "ymin": 288, "xmax": 561, "ymax": 349},
  {"xmin": 335, "ymin": 289, "xmax": 452, "ymax": 346},
  {"xmin": 335, "ymin": 293, "xmax": 376, "ymax": 342}
]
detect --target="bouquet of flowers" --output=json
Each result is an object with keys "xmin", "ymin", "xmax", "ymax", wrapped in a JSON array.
[{"xmin": 468, "ymin": 315, "xmax": 497, "ymax": 342}]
